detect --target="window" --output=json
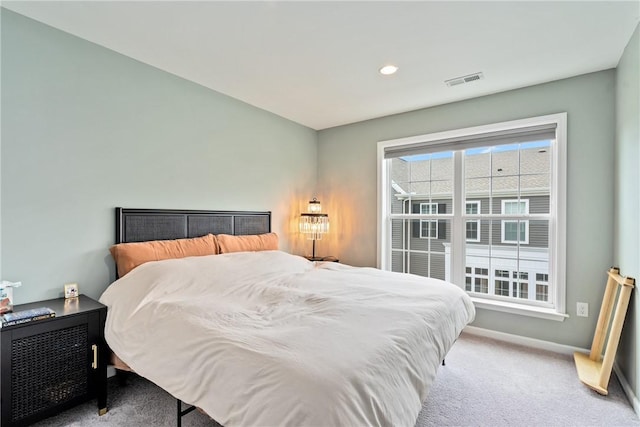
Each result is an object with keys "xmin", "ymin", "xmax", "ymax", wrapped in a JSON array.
[
  {"xmin": 495, "ymin": 269, "xmax": 510, "ymax": 296},
  {"xmin": 466, "ymin": 201, "xmax": 481, "ymax": 242},
  {"xmin": 536, "ymin": 273, "xmax": 549, "ymax": 301},
  {"xmin": 501, "ymin": 200, "xmax": 529, "ymax": 244},
  {"xmin": 420, "ymin": 220, "xmax": 438, "ymax": 239},
  {"xmin": 379, "ymin": 113, "xmax": 567, "ymax": 320},
  {"xmin": 420, "ymin": 203, "xmax": 438, "ymax": 239},
  {"xmin": 474, "ymin": 268, "xmax": 489, "ymax": 293},
  {"xmin": 421, "ymin": 203, "xmax": 437, "ymax": 214},
  {"xmin": 513, "ymin": 272, "xmax": 529, "ymax": 299}
]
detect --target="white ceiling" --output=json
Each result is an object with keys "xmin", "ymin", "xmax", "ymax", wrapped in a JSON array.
[{"xmin": 3, "ymin": 1, "xmax": 639, "ymax": 130}]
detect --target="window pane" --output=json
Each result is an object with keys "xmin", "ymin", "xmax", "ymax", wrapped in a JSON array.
[
  {"xmin": 409, "ymin": 252, "xmax": 430, "ymax": 278},
  {"xmin": 465, "ymin": 178, "xmax": 491, "ymax": 207},
  {"xmin": 496, "ymin": 269, "xmax": 509, "ymax": 278},
  {"xmin": 495, "ymin": 280, "xmax": 509, "ymax": 296},
  {"xmin": 466, "ymin": 201, "xmax": 480, "ymax": 214},
  {"xmin": 505, "ymin": 222, "xmax": 518, "ymax": 241},
  {"xmin": 536, "ymin": 273, "xmax": 549, "ymax": 282},
  {"xmin": 475, "ymin": 277, "xmax": 488, "ymax": 294},
  {"xmin": 391, "ymin": 250, "xmax": 405, "ymax": 273},
  {"xmin": 466, "ymin": 221, "xmax": 479, "ymax": 241},
  {"xmin": 502, "ymin": 219, "xmax": 529, "ymax": 244},
  {"xmin": 391, "ymin": 219, "xmax": 406, "ymax": 250},
  {"xmin": 390, "ymin": 158, "xmax": 410, "ymax": 214},
  {"xmin": 493, "ymin": 176, "xmax": 519, "ymax": 199},
  {"xmin": 409, "ymin": 252, "xmax": 447, "ymax": 281},
  {"xmin": 464, "ymin": 149, "xmax": 491, "ymax": 178},
  {"xmin": 536, "ymin": 284, "xmax": 548, "ymax": 301},
  {"xmin": 530, "ymin": 220, "xmax": 549, "ymax": 249},
  {"xmin": 419, "ymin": 220, "xmax": 438, "ymax": 239},
  {"xmin": 390, "ymin": 218, "xmax": 450, "ymax": 282},
  {"xmin": 513, "ymin": 281, "xmax": 528, "ymax": 299},
  {"xmin": 520, "ymin": 142, "xmax": 551, "ymax": 214}
]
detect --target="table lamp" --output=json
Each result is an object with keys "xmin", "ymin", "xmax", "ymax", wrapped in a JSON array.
[{"xmin": 299, "ymin": 198, "xmax": 329, "ymax": 261}]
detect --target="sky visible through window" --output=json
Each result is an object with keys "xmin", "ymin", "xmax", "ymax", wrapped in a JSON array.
[{"xmin": 401, "ymin": 140, "xmax": 551, "ymax": 162}]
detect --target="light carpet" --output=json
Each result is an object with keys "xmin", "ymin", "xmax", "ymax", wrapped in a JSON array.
[{"xmin": 33, "ymin": 333, "xmax": 639, "ymax": 426}]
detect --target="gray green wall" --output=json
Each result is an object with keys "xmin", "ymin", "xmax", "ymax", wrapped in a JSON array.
[
  {"xmin": 1, "ymin": 10, "xmax": 317, "ymax": 303},
  {"xmin": 317, "ymin": 71, "xmax": 616, "ymax": 349},
  {"xmin": 615, "ymin": 23, "xmax": 640, "ymax": 406}
]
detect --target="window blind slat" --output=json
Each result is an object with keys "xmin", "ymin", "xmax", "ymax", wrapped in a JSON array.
[{"xmin": 384, "ymin": 124, "xmax": 556, "ymax": 159}]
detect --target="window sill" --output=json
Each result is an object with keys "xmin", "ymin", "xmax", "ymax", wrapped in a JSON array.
[{"xmin": 471, "ymin": 297, "xmax": 569, "ymax": 322}]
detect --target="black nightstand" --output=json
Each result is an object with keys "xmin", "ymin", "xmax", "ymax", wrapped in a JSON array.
[
  {"xmin": 304, "ymin": 256, "xmax": 339, "ymax": 262},
  {"xmin": 0, "ymin": 295, "xmax": 108, "ymax": 426}
]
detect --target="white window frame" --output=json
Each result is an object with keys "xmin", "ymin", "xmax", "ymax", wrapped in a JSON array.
[
  {"xmin": 377, "ymin": 113, "xmax": 567, "ymax": 321},
  {"xmin": 465, "ymin": 201, "xmax": 481, "ymax": 242},
  {"xmin": 501, "ymin": 199, "xmax": 529, "ymax": 244}
]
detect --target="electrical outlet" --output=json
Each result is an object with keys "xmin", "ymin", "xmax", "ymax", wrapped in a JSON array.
[{"xmin": 577, "ymin": 302, "xmax": 589, "ymax": 317}]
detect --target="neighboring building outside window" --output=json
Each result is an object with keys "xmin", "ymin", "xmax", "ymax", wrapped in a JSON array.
[{"xmin": 379, "ymin": 113, "xmax": 567, "ymax": 321}]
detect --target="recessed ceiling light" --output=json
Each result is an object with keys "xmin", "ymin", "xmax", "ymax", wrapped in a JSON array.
[{"xmin": 379, "ymin": 65, "xmax": 398, "ymax": 76}]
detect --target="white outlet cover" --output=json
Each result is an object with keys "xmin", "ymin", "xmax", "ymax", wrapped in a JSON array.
[{"xmin": 577, "ymin": 302, "xmax": 589, "ymax": 317}]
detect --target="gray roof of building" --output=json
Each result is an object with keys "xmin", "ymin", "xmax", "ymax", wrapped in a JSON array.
[{"xmin": 391, "ymin": 147, "xmax": 550, "ymax": 198}]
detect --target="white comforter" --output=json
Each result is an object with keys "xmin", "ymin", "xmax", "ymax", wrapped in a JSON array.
[{"xmin": 100, "ymin": 250, "xmax": 475, "ymax": 426}]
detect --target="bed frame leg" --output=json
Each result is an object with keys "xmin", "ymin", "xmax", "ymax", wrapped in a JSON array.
[
  {"xmin": 116, "ymin": 369, "xmax": 129, "ymax": 387},
  {"xmin": 177, "ymin": 398, "xmax": 197, "ymax": 427},
  {"xmin": 442, "ymin": 359, "xmax": 445, "ymax": 366}
]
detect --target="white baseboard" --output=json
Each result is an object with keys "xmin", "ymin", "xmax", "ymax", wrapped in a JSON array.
[
  {"xmin": 614, "ymin": 362, "xmax": 640, "ymax": 418},
  {"xmin": 463, "ymin": 325, "xmax": 587, "ymax": 355},
  {"xmin": 463, "ymin": 326, "xmax": 640, "ymax": 420}
]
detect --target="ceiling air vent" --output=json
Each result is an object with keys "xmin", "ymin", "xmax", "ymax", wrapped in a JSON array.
[{"xmin": 445, "ymin": 72, "xmax": 484, "ymax": 87}]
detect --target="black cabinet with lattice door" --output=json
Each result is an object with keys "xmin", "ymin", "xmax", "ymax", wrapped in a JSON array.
[{"xmin": 0, "ymin": 295, "xmax": 107, "ymax": 426}]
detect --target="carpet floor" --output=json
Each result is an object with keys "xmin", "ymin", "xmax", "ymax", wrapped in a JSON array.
[{"xmin": 33, "ymin": 332, "xmax": 639, "ymax": 426}]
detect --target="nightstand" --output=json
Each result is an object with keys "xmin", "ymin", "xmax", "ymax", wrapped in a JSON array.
[
  {"xmin": 0, "ymin": 295, "xmax": 107, "ymax": 426},
  {"xmin": 304, "ymin": 256, "xmax": 339, "ymax": 262}
]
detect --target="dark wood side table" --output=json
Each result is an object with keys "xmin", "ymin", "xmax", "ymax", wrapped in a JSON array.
[
  {"xmin": 0, "ymin": 295, "xmax": 107, "ymax": 426},
  {"xmin": 304, "ymin": 256, "xmax": 339, "ymax": 262}
]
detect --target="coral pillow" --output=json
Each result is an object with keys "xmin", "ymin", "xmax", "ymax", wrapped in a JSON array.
[
  {"xmin": 110, "ymin": 234, "xmax": 219, "ymax": 278},
  {"xmin": 217, "ymin": 233, "xmax": 279, "ymax": 254}
]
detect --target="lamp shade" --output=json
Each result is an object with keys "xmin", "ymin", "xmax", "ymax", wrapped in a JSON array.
[{"xmin": 300, "ymin": 213, "xmax": 329, "ymax": 240}]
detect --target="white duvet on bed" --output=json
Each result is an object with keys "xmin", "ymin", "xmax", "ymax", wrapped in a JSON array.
[{"xmin": 100, "ymin": 250, "xmax": 475, "ymax": 426}]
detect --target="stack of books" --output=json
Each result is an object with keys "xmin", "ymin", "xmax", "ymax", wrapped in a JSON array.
[{"xmin": 0, "ymin": 307, "xmax": 56, "ymax": 328}]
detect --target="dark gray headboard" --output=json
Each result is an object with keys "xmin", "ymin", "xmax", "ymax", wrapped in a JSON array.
[{"xmin": 115, "ymin": 208, "xmax": 271, "ymax": 244}]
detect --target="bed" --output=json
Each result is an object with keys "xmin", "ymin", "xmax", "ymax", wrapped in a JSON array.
[{"xmin": 99, "ymin": 208, "xmax": 475, "ymax": 426}]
